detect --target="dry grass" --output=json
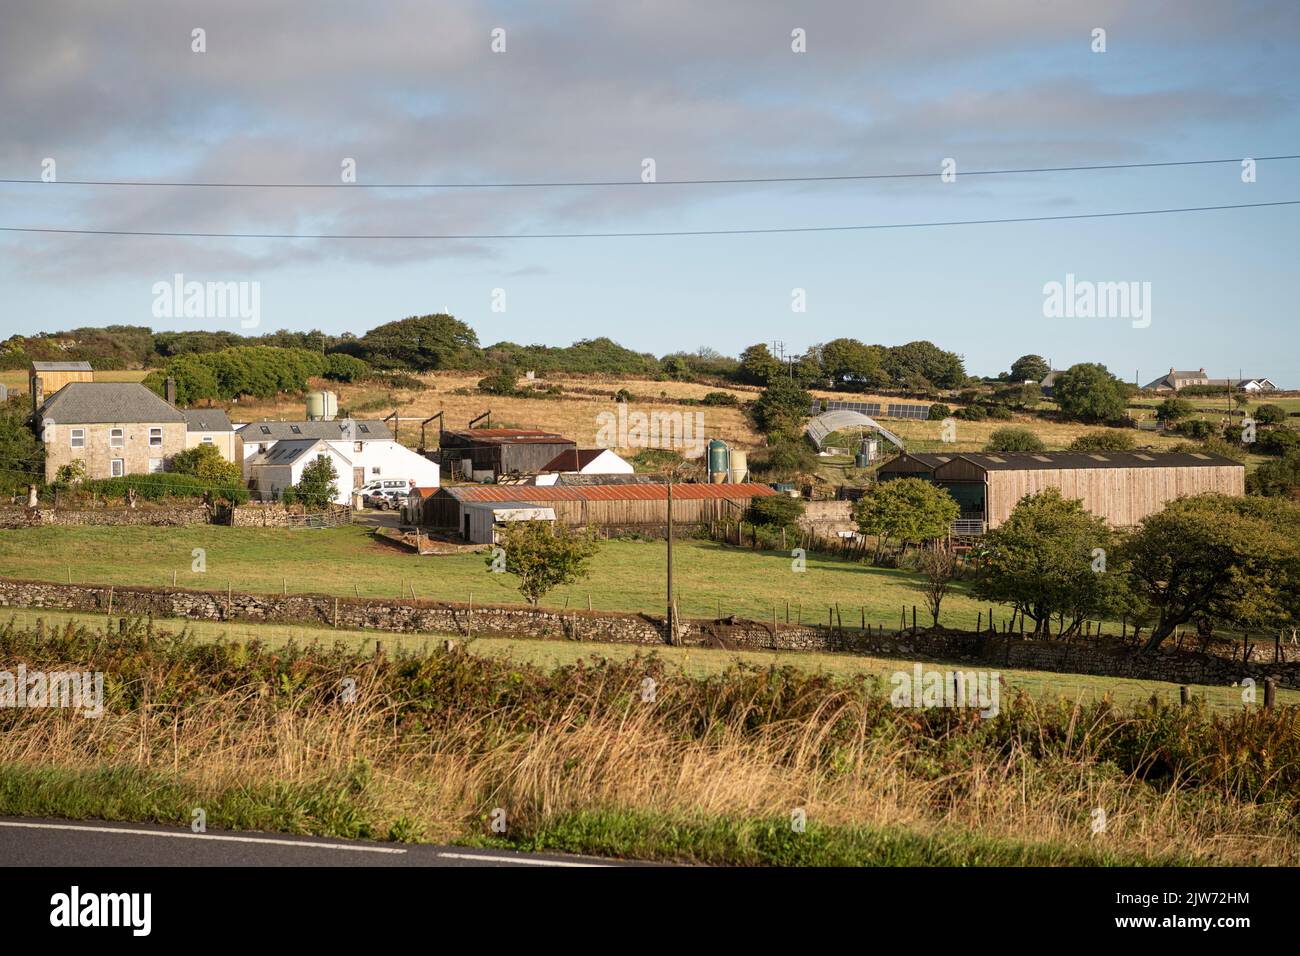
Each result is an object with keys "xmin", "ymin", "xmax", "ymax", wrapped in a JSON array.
[{"xmin": 2, "ymin": 632, "xmax": 1294, "ymax": 864}]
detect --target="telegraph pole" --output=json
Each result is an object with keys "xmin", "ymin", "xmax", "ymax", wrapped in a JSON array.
[{"xmin": 666, "ymin": 475, "xmax": 674, "ymax": 644}]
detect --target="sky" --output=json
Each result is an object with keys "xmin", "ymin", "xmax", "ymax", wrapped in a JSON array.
[{"xmin": 1, "ymin": 0, "xmax": 1297, "ymax": 384}]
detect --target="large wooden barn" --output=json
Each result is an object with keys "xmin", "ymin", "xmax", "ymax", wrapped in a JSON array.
[
  {"xmin": 438, "ymin": 428, "xmax": 576, "ymax": 481},
  {"xmin": 876, "ymin": 450, "xmax": 1244, "ymax": 531},
  {"xmin": 419, "ymin": 482, "xmax": 776, "ymax": 538}
]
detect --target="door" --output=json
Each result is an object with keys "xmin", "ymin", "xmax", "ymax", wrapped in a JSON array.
[
  {"xmin": 353, "ymin": 467, "xmax": 365, "ymax": 488},
  {"xmin": 463, "ymin": 513, "xmax": 471, "ymax": 540}
]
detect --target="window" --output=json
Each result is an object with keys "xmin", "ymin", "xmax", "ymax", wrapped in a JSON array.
[
  {"xmin": 202, "ymin": 435, "xmax": 214, "ymax": 444},
  {"xmin": 290, "ymin": 425, "xmax": 302, "ymax": 434},
  {"xmin": 148, "ymin": 458, "xmax": 164, "ymax": 474},
  {"xmin": 354, "ymin": 441, "xmax": 364, "ymax": 452},
  {"xmin": 371, "ymin": 467, "xmax": 381, "ymax": 476},
  {"xmin": 70, "ymin": 428, "xmax": 85, "ymax": 449},
  {"xmin": 110, "ymin": 428, "xmax": 124, "ymax": 448},
  {"xmin": 149, "ymin": 427, "xmax": 163, "ymax": 447},
  {"xmin": 260, "ymin": 425, "xmax": 271, "ymax": 435},
  {"xmin": 110, "ymin": 459, "xmax": 125, "ymax": 477},
  {"xmin": 358, "ymin": 424, "xmax": 370, "ymax": 434}
]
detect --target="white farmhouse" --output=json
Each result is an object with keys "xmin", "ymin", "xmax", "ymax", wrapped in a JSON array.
[
  {"xmin": 245, "ymin": 438, "xmax": 354, "ymax": 504},
  {"xmin": 236, "ymin": 419, "xmax": 439, "ymax": 492}
]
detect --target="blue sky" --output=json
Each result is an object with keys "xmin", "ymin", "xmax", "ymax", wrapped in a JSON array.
[{"xmin": 1, "ymin": 0, "xmax": 1296, "ymax": 383}]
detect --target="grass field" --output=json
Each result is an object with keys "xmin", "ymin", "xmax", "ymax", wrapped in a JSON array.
[
  {"xmin": 4, "ymin": 606, "xmax": 1288, "ymax": 714},
  {"xmin": 0, "ymin": 524, "xmax": 1010, "ymax": 628}
]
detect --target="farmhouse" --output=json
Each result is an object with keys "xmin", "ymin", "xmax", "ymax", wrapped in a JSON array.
[
  {"xmin": 1142, "ymin": 368, "xmax": 1277, "ymax": 392},
  {"xmin": 183, "ymin": 408, "xmax": 239, "ymax": 461},
  {"xmin": 877, "ymin": 450, "xmax": 1244, "ymax": 531},
  {"xmin": 34, "ymin": 382, "xmax": 189, "ymax": 482},
  {"xmin": 237, "ymin": 419, "xmax": 439, "ymax": 491},
  {"xmin": 245, "ymin": 438, "xmax": 353, "ymax": 504},
  {"xmin": 438, "ymin": 428, "xmax": 576, "ymax": 482},
  {"xmin": 418, "ymin": 481, "xmax": 776, "ymax": 539}
]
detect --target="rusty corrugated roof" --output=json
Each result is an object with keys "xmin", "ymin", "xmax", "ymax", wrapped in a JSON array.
[{"xmin": 441, "ymin": 482, "xmax": 777, "ymax": 503}]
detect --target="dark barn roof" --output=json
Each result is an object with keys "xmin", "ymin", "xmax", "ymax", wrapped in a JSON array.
[{"xmin": 439, "ymin": 482, "xmax": 775, "ymax": 503}]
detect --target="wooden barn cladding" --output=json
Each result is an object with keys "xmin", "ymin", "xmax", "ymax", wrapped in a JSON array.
[
  {"xmin": 877, "ymin": 451, "xmax": 1244, "ymax": 529},
  {"xmin": 419, "ymin": 482, "xmax": 776, "ymax": 532}
]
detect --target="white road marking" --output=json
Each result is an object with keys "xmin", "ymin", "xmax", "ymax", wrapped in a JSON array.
[
  {"xmin": 0, "ymin": 820, "xmax": 406, "ymax": 854},
  {"xmin": 434, "ymin": 851, "xmax": 607, "ymax": 868}
]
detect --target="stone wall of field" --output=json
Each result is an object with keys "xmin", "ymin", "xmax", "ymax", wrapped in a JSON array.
[
  {"xmin": 0, "ymin": 576, "xmax": 1296, "ymax": 690},
  {"xmin": 0, "ymin": 506, "xmax": 212, "ymax": 528}
]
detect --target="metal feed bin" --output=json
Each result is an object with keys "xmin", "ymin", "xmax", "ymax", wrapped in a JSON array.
[{"xmin": 707, "ymin": 438, "xmax": 730, "ymax": 484}]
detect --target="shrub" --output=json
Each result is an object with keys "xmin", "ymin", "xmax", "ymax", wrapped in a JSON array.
[
  {"xmin": 955, "ymin": 405, "xmax": 987, "ymax": 421},
  {"xmin": 749, "ymin": 494, "xmax": 805, "ymax": 530},
  {"xmin": 170, "ymin": 443, "xmax": 242, "ymax": 484},
  {"xmin": 614, "ymin": 387, "xmax": 636, "ymax": 403},
  {"xmin": 323, "ymin": 353, "xmax": 370, "ymax": 382},
  {"xmin": 701, "ymin": 391, "xmax": 740, "ymax": 407},
  {"xmin": 478, "ymin": 366, "xmax": 520, "ymax": 396},
  {"xmin": 1155, "ymin": 398, "xmax": 1196, "ymax": 423},
  {"xmin": 1257, "ymin": 427, "xmax": 1300, "ymax": 457},
  {"xmin": 1174, "ymin": 419, "xmax": 1215, "ymax": 440},
  {"xmin": 984, "ymin": 427, "xmax": 1045, "ymax": 453},
  {"xmin": 80, "ymin": 473, "xmax": 248, "ymax": 505},
  {"xmin": 1053, "ymin": 363, "xmax": 1127, "ymax": 423},
  {"xmin": 984, "ymin": 404, "xmax": 1013, "ymax": 421},
  {"xmin": 927, "ymin": 403, "xmax": 951, "ymax": 421},
  {"xmin": 1068, "ymin": 430, "xmax": 1136, "ymax": 452},
  {"xmin": 293, "ymin": 456, "xmax": 339, "ymax": 510}
]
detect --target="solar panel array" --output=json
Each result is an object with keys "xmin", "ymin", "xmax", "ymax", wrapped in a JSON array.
[{"xmin": 815, "ymin": 399, "xmax": 930, "ymax": 421}]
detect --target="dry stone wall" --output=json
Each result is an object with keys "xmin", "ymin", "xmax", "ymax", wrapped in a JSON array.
[{"xmin": 0, "ymin": 577, "xmax": 1296, "ymax": 690}]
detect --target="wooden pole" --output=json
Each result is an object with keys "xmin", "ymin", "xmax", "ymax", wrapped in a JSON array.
[
  {"xmin": 1179, "ymin": 686, "xmax": 1189, "ymax": 707},
  {"xmin": 1264, "ymin": 678, "xmax": 1277, "ymax": 709}
]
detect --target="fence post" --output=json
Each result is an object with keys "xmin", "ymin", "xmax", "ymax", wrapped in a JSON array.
[
  {"xmin": 1179, "ymin": 686, "xmax": 1189, "ymax": 707},
  {"xmin": 1264, "ymin": 678, "xmax": 1277, "ymax": 709}
]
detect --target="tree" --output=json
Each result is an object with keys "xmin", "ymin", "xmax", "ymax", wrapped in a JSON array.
[
  {"xmin": 753, "ymin": 439, "xmax": 818, "ymax": 480},
  {"xmin": 1254, "ymin": 404, "xmax": 1287, "ymax": 425},
  {"xmin": 855, "ymin": 478, "xmax": 959, "ymax": 561},
  {"xmin": 1009, "ymin": 354, "xmax": 1050, "ymax": 383},
  {"xmin": 0, "ymin": 394, "xmax": 43, "ymax": 497},
  {"xmin": 914, "ymin": 546, "xmax": 958, "ymax": 627},
  {"xmin": 737, "ymin": 343, "xmax": 783, "ymax": 385},
  {"xmin": 1068, "ymin": 430, "xmax": 1136, "ymax": 452},
  {"xmin": 1123, "ymin": 495, "xmax": 1300, "ymax": 651},
  {"xmin": 883, "ymin": 341, "xmax": 966, "ymax": 389},
  {"xmin": 1155, "ymin": 398, "xmax": 1196, "ymax": 423},
  {"xmin": 355, "ymin": 314, "xmax": 482, "ymax": 370},
  {"xmin": 293, "ymin": 455, "xmax": 339, "ymax": 510},
  {"xmin": 972, "ymin": 488, "xmax": 1126, "ymax": 637},
  {"xmin": 1052, "ymin": 363, "xmax": 1127, "ymax": 423},
  {"xmin": 993, "ymin": 382, "xmax": 1042, "ymax": 409},
  {"xmin": 752, "ymin": 377, "xmax": 812, "ymax": 439},
  {"xmin": 489, "ymin": 520, "xmax": 601, "ymax": 605},
  {"xmin": 170, "ymin": 443, "xmax": 243, "ymax": 484},
  {"xmin": 819, "ymin": 338, "xmax": 887, "ymax": 390},
  {"xmin": 984, "ymin": 427, "xmax": 1046, "ymax": 453}
]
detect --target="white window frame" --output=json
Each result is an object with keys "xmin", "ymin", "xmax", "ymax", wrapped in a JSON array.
[
  {"xmin": 109, "ymin": 428, "xmax": 125, "ymax": 448},
  {"xmin": 149, "ymin": 427, "xmax": 163, "ymax": 447},
  {"xmin": 201, "ymin": 435, "xmax": 214, "ymax": 444},
  {"xmin": 110, "ymin": 459, "xmax": 125, "ymax": 477},
  {"xmin": 148, "ymin": 458, "xmax": 164, "ymax": 474},
  {"xmin": 70, "ymin": 428, "xmax": 85, "ymax": 449}
]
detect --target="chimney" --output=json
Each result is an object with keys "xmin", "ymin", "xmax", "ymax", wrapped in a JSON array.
[
  {"xmin": 31, "ymin": 375, "xmax": 43, "ymax": 416},
  {"xmin": 165, "ymin": 376, "xmax": 176, "ymax": 405}
]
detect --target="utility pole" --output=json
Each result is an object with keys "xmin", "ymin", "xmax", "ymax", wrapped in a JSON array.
[{"xmin": 666, "ymin": 475, "xmax": 674, "ymax": 644}]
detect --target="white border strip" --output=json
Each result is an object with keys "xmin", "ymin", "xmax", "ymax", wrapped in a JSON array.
[{"xmin": 0, "ymin": 820, "xmax": 405, "ymax": 854}]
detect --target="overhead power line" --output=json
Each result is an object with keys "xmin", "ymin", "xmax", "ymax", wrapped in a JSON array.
[
  {"xmin": 1, "ymin": 155, "xmax": 1297, "ymax": 189},
  {"xmin": 1, "ymin": 200, "xmax": 1296, "ymax": 241}
]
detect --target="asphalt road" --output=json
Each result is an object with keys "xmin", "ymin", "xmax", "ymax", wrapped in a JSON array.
[{"xmin": 0, "ymin": 817, "xmax": 629, "ymax": 867}]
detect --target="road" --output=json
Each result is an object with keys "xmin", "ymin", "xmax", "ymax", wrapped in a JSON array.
[{"xmin": 0, "ymin": 817, "xmax": 632, "ymax": 867}]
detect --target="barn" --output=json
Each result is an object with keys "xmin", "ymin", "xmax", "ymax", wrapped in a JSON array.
[
  {"xmin": 876, "ymin": 450, "xmax": 1244, "ymax": 531},
  {"xmin": 438, "ymin": 428, "xmax": 576, "ymax": 481},
  {"xmin": 419, "ymin": 482, "xmax": 777, "ymax": 538}
]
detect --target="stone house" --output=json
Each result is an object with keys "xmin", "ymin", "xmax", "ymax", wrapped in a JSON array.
[{"xmin": 34, "ymin": 382, "xmax": 188, "ymax": 482}]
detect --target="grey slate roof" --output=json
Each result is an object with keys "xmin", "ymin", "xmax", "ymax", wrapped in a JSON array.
[
  {"xmin": 183, "ymin": 408, "xmax": 233, "ymax": 432},
  {"xmin": 236, "ymin": 419, "xmax": 392, "ymax": 441},
  {"xmin": 947, "ymin": 451, "xmax": 1241, "ymax": 471},
  {"xmin": 246, "ymin": 438, "xmax": 351, "ymax": 467},
  {"xmin": 37, "ymin": 382, "xmax": 185, "ymax": 424},
  {"xmin": 31, "ymin": 361, "xmax": 92, "ymax": 372}
]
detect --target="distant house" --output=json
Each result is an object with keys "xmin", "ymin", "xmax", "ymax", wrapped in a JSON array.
[
  {"xmin": 1141, "ymin": 369, "xmax": 1276, "ymax": 393},
  {"xmin": 34, "ymin": 382, "xmax": 187, "ymax": 482},
  {"xmin": 236, "ymin": 419, "xmax": 438, "ymax": 491},
  {"xmin": 245, "ymin": 438, "xmax": 353, "ymax": 504},
  {"xmin": 28, "ymin": 361, "xmax": 93, "ymax": 411},
  {"xmin": 533, "ymin": 448, "xmax": 633, "ymax": 485},
  {"xmin": 1038, "ymin": 369, "xmax": 1067, "ymax": 397}
]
